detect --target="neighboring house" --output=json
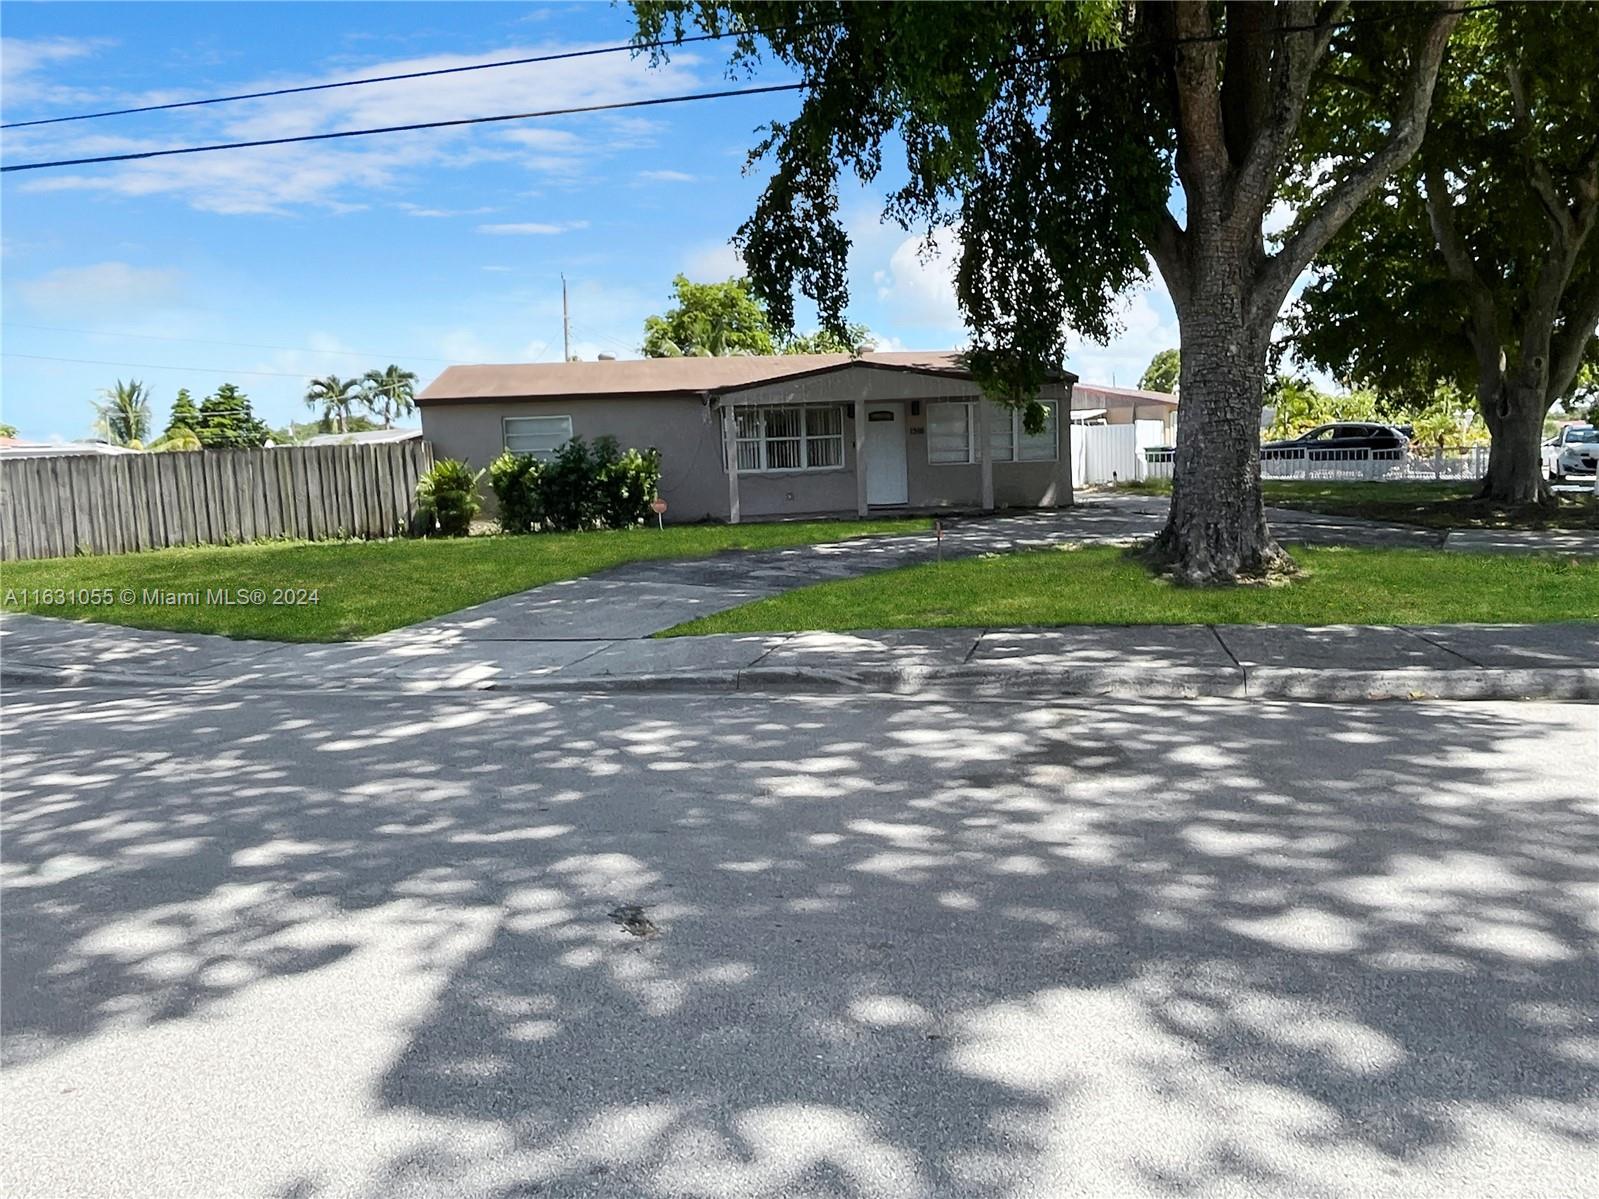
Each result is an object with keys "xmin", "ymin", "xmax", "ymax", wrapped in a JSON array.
[
  {"xmin": 417, "ymin": 351, "xmax": 1078, "ymax": 523},
  {"xmin": 0, "ymin": 437, "xmax": 142, "ymax": 459},
  {"xmin": 1070, "ymin": 383, "xmax": 1179, "ymax": 441},
  {"xmin": 298, "ymin": 427, "xmax": 423, "ymax": 448}
]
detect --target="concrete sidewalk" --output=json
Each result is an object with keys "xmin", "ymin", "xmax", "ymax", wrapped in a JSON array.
[{"xmin": 4, "ymin": 611, "xmax": 1596, "ymax": 702}]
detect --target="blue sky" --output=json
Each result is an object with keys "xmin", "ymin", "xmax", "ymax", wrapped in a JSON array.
[{"xmin": 1, "ymin": 1, "xmax": 1181, "ymax": 441}]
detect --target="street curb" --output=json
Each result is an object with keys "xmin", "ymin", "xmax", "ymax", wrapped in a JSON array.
[{"xmin": 6, "ymin": 657, "xmax": 1596, "ymax": 703}]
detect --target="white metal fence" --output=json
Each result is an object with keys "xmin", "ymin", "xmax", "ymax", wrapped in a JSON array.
[{"xmin": 1137, "ymin": 445, "xmax": 1491, "ymax": 483}]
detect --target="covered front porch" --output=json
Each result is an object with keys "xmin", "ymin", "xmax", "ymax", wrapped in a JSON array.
[{"xmin": 713, "ymin": 359, "xmax": 1076, "ymax": 524}]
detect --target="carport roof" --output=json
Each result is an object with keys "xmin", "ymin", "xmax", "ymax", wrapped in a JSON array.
[{"xmin": 417, "ymin": 351, "xmax": 1077, "ymax": 403}]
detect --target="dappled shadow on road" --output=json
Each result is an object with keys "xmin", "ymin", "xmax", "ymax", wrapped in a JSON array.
[{"xmin": 2, "ymin": 687, "xmax": 1596, "ymax": 1196}]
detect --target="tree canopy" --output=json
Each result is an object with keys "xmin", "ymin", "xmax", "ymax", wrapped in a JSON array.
[
  {"xmin": 195, "ymin": 384, "xmax": 271, "ymax": 449},
  {"xmin": 362, "ymin": 365, "xmax": 419, "ymax": 427},
  {"xmin": 92, "ymin": 379, "xmax": 153, "ymax": 446},
  {"xmin": 1289, "ymin": 1, "xmax": 1599, "ymax": 500},
  {"xmin": 642, "ymin": 273, "xmax": 874, "ymax": 357},
  {"xmin": 634, "ymin": 1, "xmax": 1460, "ymax": 581},
  {"xmin": 1138, "ymin": 349, "xmax": 1180, "ymax": 394}
]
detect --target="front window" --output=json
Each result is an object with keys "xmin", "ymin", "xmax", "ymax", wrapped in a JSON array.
[
  {"xmin": 1566, "ymin": 427, "xmax": 1598, "ymax": 444},
  {"xmin": 928, "ymin": 402, "xmax": 974, "ymax": 464},
  {"xmin": 735, "ymin": 404, "xmax": 845, "ymax": 472},
  {"xmin": 929, "ymin": 400, "xmax": 1057, "ymax": 464},
  {"xmin": 504, "ymin": 414, "xmax": 572, "ymax": 458}
]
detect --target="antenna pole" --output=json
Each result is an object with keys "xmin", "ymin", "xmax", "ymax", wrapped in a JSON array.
[{"xmin": 562, "ymin": 274, "xmax": 572, "ymax": 362}]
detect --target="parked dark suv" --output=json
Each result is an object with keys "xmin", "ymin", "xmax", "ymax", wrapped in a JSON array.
[{"xmin": 1261, "ymin": 422, "xmax": 1410, "ymax": 457}]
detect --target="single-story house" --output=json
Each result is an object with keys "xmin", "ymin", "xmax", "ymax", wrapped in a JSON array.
[
  {"xmin": 298, "ymin": 427, "xmax": 423, "ymax": 448},
  {"xmin": 1070, "ymin": 383, "xmax": 1179, "ymax": 441},
  {"xmin": 417, "ymin": 351, "xmax": 1079, "ymax": 523}
]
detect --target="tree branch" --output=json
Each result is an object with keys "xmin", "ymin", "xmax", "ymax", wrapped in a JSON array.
[
  {"xmin": 1547, "ymin": 241, "xmax": 1599, "ymax": 402},
  {"xmin": 1168, "ymin": 1, "xmax": 1229, "ymax": 220},
  {"xmin": 1147, "ymin": 209, "xmax": 1190, "ymax": 314},
  {"xmin": 1506, "ymin": 62, "xmax": 1576, "ymax": 244},
  {"xmin": 1228, "ymin": 1, "xmax": 1344, "ymax": 230},
  {"xmin": 1250, "ymin": 2, "xmax": 1460, "ymax": 325},
  {"xmin": 1423, "ymin": 159, "xmax": 1502, "ymax": 356}
]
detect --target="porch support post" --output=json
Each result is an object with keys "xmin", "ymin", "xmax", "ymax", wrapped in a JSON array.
[
  {"xmin": 1057, "ymin": 382, "xmax": 1075, "ymax": 507},
  {"xmin": 853, "ymin": 397, "xmax": 868, "ymax": 516},
  {"xmin": 721, "ymin": 401, "xmax": 741, "ymax": 525},
  {"xmin": 977, "ymin": 396, "xmax": 996, "ymax": 511}
]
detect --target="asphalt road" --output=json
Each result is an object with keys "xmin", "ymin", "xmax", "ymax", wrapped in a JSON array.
[{"xmin": 2, "ymin": 685, "xmax": 1596, "ymax": 1198}]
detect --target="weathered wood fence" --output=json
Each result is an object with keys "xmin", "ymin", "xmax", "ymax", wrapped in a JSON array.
[{"xmin": 0, "ymin": 441, "xmax": 434, "ymax": 561}]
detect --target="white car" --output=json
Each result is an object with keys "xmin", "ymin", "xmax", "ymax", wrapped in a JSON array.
[{"xmin": 1542, "ymin": 424, "xmax": 1598, "ymax": 480}]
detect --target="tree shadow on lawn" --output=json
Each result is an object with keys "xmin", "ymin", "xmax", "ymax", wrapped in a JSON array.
[{"xmin": 2, "ymin": 687, "xmax": 1595, "ymax": 1196}]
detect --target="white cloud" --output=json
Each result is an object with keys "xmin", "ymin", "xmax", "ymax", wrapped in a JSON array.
[
  {"xmin": 0, "ymin": 36, "xmax": 108, "ymax": 107},
  {"xmin": 9, "ymin": 41, "xmax": 707, "ymax": 215},
  {"xmin": 873, "ymin": 229, "xmax": 964, "ymax": 332},
  {"xmin": 681, "ymin": 241, "xmax": 744, "ymax": 280},
  {"xmin": 16, "ymin": 262, "xmax": 185, "ymax": 316},
  {"xmin": 476, "ymin": 220, "xmax": 588, "ymax": 236},
  {"xmin": 1063, "ymin": 282, "xmax": 1181, "ymax": 389},
  {"xmin": 638, "ymin": 168, "xmax": 696, "ymax": 183}
]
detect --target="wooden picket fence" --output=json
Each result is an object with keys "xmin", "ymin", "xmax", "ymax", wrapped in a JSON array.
[{"xmin": 0, "ymin": 441, "xmax": 434, "ymax": 561}]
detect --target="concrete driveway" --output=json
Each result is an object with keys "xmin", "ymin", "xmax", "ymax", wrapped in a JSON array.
[{"xmin": 3, "ymin": 686, "xmax": 1596, "ymax": 1197}]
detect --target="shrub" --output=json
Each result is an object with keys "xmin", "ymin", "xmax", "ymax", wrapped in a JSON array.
[
  {"xmin": 488, "ymin": 436, "xmax": 664, "ymax": 533},
  {"xmin": 415, "ymin": 458, "xmax": 483, "ymax": 537},
  {"xmin": 489, "ymin": 451, "xmax": 545, "ymax": 534},
  {"xmin": 595, "ymin": 438, "xmax": 663, "ymax": 528}
]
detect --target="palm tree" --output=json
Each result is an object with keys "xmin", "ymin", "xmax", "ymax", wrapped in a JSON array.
[
  {"xmin": 304, "ymin": 374, "xmax": 361, "ymax": 434},
  {"xmin": 92, "ymin": 379, "xmax": 153, "ymax": 446},
  {"xmin": 361, "ymin": 364, "xmax": 419, "ymax": 428}
]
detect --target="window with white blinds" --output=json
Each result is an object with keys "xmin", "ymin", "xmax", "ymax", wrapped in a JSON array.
[
  {"xmin": 503, "ymin": 415, "xmax": 573, "ymax": 458},
  {"xmin": 734, "ymin": 405, "xmax": 846, "ymax": 472}
]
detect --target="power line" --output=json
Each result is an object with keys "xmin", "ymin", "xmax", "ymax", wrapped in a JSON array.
[
  {"xmin": 0, "ymin": 82, "xmax": 805, "ymax": 173},
  {"xmin": 0, "ymin": 24, "xmax": 832, "ymax": 131},
  {"xmin": 2, "ymin": 3, "xmax": 1500, "ymax": 176},
  {"xmin": 3, "ymin": 352, "xmax": 352, "ymax": 380},
  {"xmin": 1, "ymin": 322, "xmax": 467, "ymax": 364}
]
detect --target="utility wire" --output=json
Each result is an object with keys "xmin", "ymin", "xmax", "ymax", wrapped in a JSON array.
[
  {"xmin": 0, "ymin": 82, "xmax": 806, "ymax": 173},
  {"xmin": 2, "ymin": 2, "xmax": 1502, "ymax": 175},
  {"xmin": 3, "ymin": 0, "xmax": 1504, "ymax": 134},
  {"xmin": 2, "ymin": 352, "xmax": 369, "ymax": 380},
  {"xmin": 0, "ymin": 24, "xmax": 819, "ymax": 130},
  {"xmin": 1, "ymin": 322, "xmax": 468, "ymax": 364}
]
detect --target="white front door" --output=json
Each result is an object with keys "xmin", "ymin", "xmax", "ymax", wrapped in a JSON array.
[{"xmin": 864, "ymin": 403, "xmax": 909, "ymax": 505}]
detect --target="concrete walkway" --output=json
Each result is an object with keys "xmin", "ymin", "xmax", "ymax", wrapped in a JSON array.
[
  {"xmin": 3, "ymin": 500, "xmax": 1595, "ymax": 703},
  {"xmin": 4, "ymin": 611, "xmax": 1596, "ymax": 702}
]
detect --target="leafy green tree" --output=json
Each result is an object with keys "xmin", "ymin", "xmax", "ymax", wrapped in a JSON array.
[
  {"xmin": 0, "ymin": 423, "xmax": 17, "ymax": 438},
  {"xmin": 634, "ymin": 2, "xmax": 1459, "ymax": 582},
  {"xmin": 1138, "ymin": 349, "xmax": 1180, "ymax": 394},
  {"xmin": 164, "ymin": 388, "xmax": 201, "ymax": 440},
  {"xmin": 304, "ymin": 374, "xmax": 362, "ymax": 434},
  {"xmin": 92, "ymin": 378, "xmax": 153, "ymax": 446},
  {"xmin": 195, "ymin": 383, "xmax": 271, "ymax": 449},
  {"xmin": 362, "ymin": 365, "xmax": 419, "ymax": 427},
  {"xmin": 643, "ymin": 275, "xmax": 777, "ymax": 357},
  {"xmin": 781, "ymin": 324, "xmax": 876, "ymax": 355},
  {"xmin": 1290, "ymin": 3, "xmax": 1598, "ymax": 503},
  {"xmin": 147, "ymin": 427, "xmax": 202, "ymax": 453}
]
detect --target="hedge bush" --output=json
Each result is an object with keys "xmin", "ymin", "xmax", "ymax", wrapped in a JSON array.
[
  {"xmin": 489, "ymin": 436, "xmax": 662, "ymax": 533},
  {"xmin": 415, "ymin": 458, "xmax": 483, "ymax": 537}
]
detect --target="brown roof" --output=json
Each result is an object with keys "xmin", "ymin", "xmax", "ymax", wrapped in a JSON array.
[
  {"xmin": 1072, "ymin": 383, "xmax": 1178, "ymax": 408},
  {"xmin": 417, "ymin": 351, "xmax": 1076, "ymax": 404}
]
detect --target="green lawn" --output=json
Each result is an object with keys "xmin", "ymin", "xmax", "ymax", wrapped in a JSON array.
[
  {"xmin": 1119, "ymin": 478, "xmax": 1598, "ymax": 530},
  {"xmin": 665, "ymin": 544, "xmax": 1599, "ymax": 635},
  {"xmin": 1, "ymin": 518, "xmax": 928, "ymax": 642}
]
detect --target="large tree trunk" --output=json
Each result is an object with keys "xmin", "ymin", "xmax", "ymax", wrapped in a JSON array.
[
  {"xmin": 1477, "ymin": 377, "xmax": 1551, "ymax": 504},
  {"xmin": 1151, "ymin": 280, "xmax": 1290, "ymax": 584}
]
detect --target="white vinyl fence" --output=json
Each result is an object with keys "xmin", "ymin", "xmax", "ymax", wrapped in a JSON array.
[{"xmin": 1137, "ymin": 445, "xmax": 1491, "ymax": 483}]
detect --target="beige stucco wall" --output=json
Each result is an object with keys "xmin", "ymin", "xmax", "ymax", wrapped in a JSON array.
[
  {"xmin": 420, "ymin": 396, "xmax": 733, "ymax": 522},
  {"xmin": 419, "ymin": 369, "xmax": 1075, "ymax": 522}
]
